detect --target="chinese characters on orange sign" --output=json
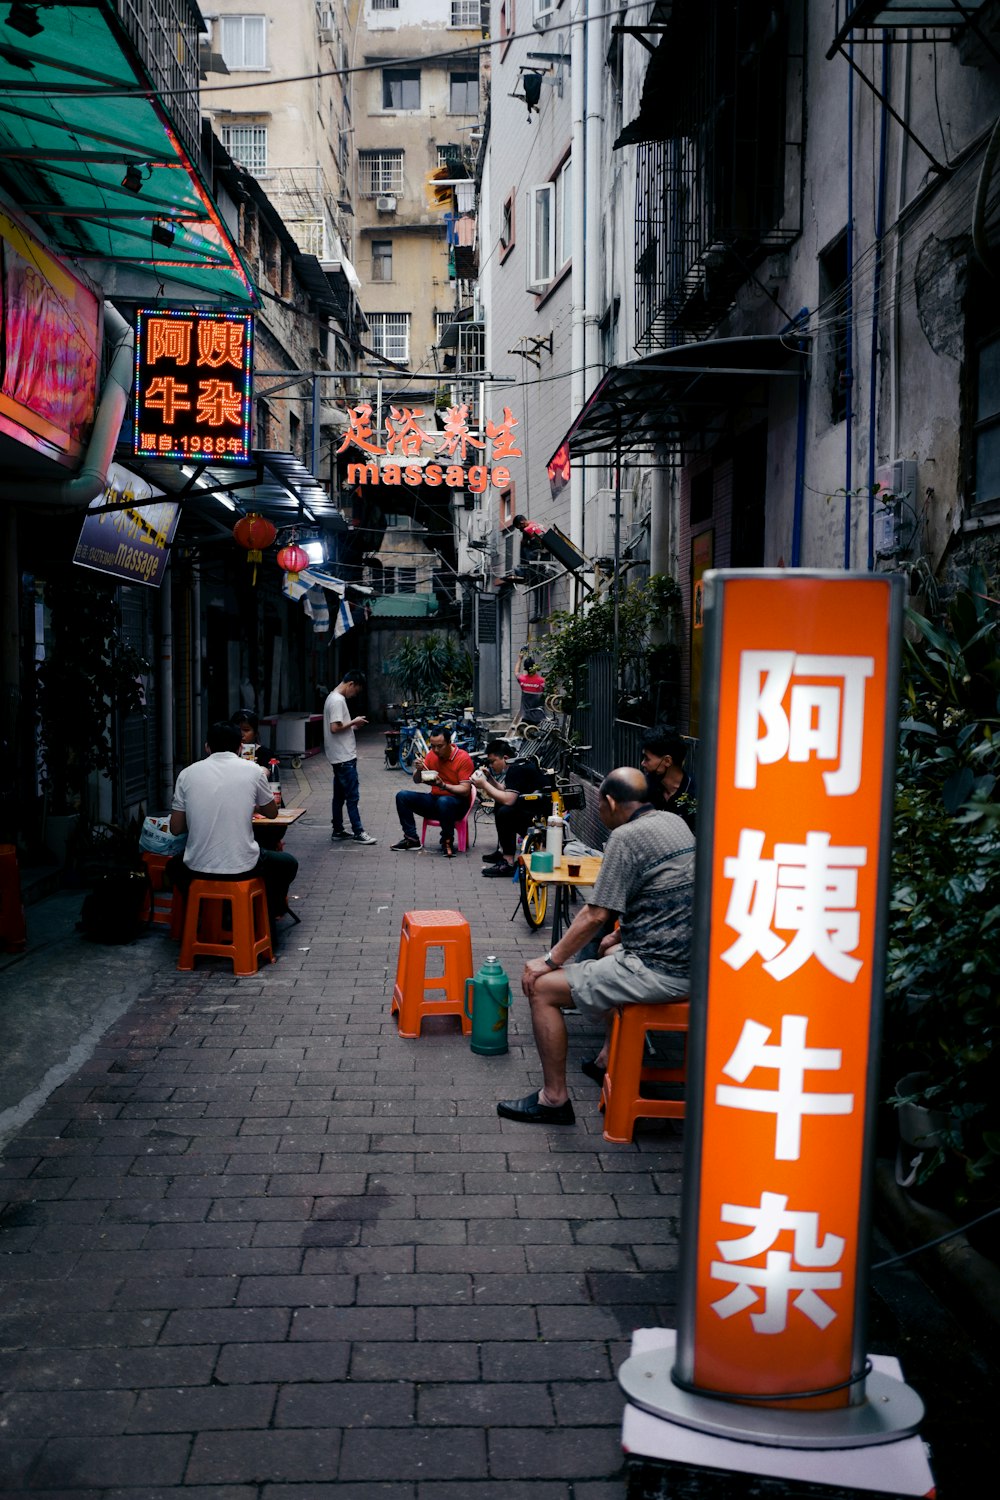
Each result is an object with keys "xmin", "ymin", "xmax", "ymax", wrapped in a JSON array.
[
  {"xmin": 338, "ymin": 402, "xmax": 522, "ymax": 491},
  {"xmin": 133, "ymin": 309, "xmax": 253, "ymax": 462},
  {"xmin": 677, "ymin": 574, "xmax": 901, "ymax": 1412}
]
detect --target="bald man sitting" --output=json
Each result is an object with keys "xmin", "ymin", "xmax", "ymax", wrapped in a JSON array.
[{"xmin": 498, "ymin": 767, "xmax": 695, "ymax": 1126}]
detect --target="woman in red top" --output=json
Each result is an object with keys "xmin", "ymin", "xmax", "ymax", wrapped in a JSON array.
[{"xmin": 516, "ymin": 654, "xmax": 546, "ymax": 725}]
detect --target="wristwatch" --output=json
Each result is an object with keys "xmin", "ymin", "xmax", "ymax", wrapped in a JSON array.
[{"xmin": 543, "ymin": 952, "xmax": 561, "ymax": 969}]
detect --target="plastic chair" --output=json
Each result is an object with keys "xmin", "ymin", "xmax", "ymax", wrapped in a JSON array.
[
  {"xmin": 391, "ymin": 909, "xmax": 474, "ymax": 1038},
  {"xmin": 600, "ymin": 1000, "xmax": 689, "ymax": 1143},
  {"xmin": 177, "ymin": 877, "xmax": 274, "ymax": 977},
  {"xmin": 420, "ymin": 784, "xmax": 477, "ymax": 852},
  {"xmin": 141, "ymin": 852, "xmax": 183, "ymax": 938},
  {"xmin": 0, "ymin": 844, "xmax": 26, "ymax": 953}
]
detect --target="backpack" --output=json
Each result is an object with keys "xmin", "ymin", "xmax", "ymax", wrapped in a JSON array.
[{"xmin": 78, "ymin": 867, "xmax": 151, "ymax": 945}]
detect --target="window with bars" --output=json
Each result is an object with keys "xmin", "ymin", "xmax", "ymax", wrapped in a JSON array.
[
  {"xmin": 359, "ymin": 149, "xmax": 404, "ymax": 194},
  {"xmin": 383, "ymin": 68, "xmax": 420, "ymax": 110},
  {"xmin": 221, "ymin": 123, "xmax": 268, "ymax": 175},
  {"xmin": 372, "ymin": 0, "xmax": 399, "ymax": 9},
  {"xmin": 369, "ymin": 312, "xmax": 410, "ymax": 364},
  {"xmin": 220, "ymin": 14, "xmax": 267, "ymax": 69},
  {"xmin": 372, "ymin": 240, "xmax": 393, "ymax": 282},
  {"xmin": 436, "ymin": 310, "xmax": 455, "ymax": 342},
  {"xmin": 449, "ymin": 72, "xmax": 479, "ymax": 114},
  {"xmin": 451, "ymin": 1, "xmax": 480, "ymax": 25}
]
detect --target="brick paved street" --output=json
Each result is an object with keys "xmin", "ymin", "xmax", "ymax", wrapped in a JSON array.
[{"xmin": 0, "ymin": 740, "xmax": 682, "ymax": 1497}]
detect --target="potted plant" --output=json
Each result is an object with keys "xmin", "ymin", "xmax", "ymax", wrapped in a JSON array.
[
  {"xmin": 884, "ymin": 566, "xmax": 1000, "ymax": 1218},
  {"xmin": 384, "ymin": 632, "xmax": 473, "ymax": 706},
  {"xmin": 35, "ymin": 571, "xmax": 148, "ymax": 864}
]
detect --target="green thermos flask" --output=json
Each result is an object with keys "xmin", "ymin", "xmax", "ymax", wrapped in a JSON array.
[{"xmin": 464, "ymin": 955, "xmax": 512, "ymax": 1055}]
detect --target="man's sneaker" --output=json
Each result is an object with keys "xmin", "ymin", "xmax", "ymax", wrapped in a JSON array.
[
  {"xmin": 391, "ymin": 836, "xmax": 421, "ymax": 851},
  {"xmin": 482, "ymin": 849, "xmax": 505, "ymax": 863},
  {"xmin": 331, "ymin": 829, "xmax": 349, "ymax": 841},
  {"xmin": 353, "ymin": 832, "xmax": 377, "ymax": 845},
  {"xmin": 482, "ymin": 862, "xmax": 514, "ymax": 878}
]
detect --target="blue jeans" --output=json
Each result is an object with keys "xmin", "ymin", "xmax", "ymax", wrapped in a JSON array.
[
  {"xmin": 396, "ymin": 787, "xmax": 466, "ymax": 842},
  {"xmin": 331, "ymin": 758, "xmax": 364, "ymax": 835}
]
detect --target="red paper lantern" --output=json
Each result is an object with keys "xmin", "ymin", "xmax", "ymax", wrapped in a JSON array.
[
  {"xmin": 276, "ymin": 543, "xmax": 310, "ymax": 584},
  {"xmin": 232, "ymin": 512, "xmax": 276, "ymax": 584}
]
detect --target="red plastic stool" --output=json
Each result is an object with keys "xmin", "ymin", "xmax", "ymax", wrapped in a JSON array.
[
  {"xmin": 141, "ymin": 852, "xmax": 183, "ymax": 938},
  {"xmin": 600, "ymin": 1000, "xmax": 689, "ymax": 1143},
  {"xmin": 391, "ymin": 909, "xmax": 474, "ymax": 1037},
  {"xmin": 0, "ymin": 844, "xmax": 27, "ymax": 953},
  {"xmin": 177, "ymin": 877, "xmax": 274, "ymax": 977}
]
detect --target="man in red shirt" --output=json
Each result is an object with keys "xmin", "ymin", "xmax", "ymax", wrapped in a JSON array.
[{"xmin": 391, "ymin": 725, "xmax": 474, "ymax": 857}]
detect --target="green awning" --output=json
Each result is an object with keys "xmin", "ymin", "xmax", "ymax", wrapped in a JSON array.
[{"xmin": 0, "ymin": 2, "xmax": 256, "ymax": 305}]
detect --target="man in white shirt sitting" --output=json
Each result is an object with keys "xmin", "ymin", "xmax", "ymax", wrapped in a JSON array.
[{"xmin": 166, "ymin": 720, "xmax": 298, "ymax": 929}]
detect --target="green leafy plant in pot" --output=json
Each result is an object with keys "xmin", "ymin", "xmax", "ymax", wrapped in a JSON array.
[
  {"xmin": 384, "ymin": 633, "xmax": 473, "ymax": 708},
  {"xmin": 885, "ymin": 566, "xmax": 1000, "ymax": 1219}
]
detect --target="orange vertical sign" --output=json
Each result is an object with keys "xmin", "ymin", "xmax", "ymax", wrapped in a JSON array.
[{"xmin": 675, "ymin": 571, "xmax": 903, "ymax": 1412}]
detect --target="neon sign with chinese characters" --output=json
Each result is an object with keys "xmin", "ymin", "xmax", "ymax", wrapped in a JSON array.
[
  {"xmin": 133, "ymin": 308, "xmax": 253, "ymax": 462},
  {"xmin": 338, "ymin": 402, "xmax": 522, "ymax": 490}
]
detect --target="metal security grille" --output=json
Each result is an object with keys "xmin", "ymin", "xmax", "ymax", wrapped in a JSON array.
[
  {"xmin": 369, "ymin": 312, "xmax": 410, "ymax": 363},
  {"xmin": 359, "ymin": 150, "xmax": 404, "ymax": 195},
  {"xmin": 117, "ymin": 0, "xmax": 202, "ymax": 159},
  {"xmin": 635, "ymin": 0, "xmax": 802, "ymax": 349},
  {"xmin": 221, "ymin": 125, "xmax": 268, "ymax": 176}
]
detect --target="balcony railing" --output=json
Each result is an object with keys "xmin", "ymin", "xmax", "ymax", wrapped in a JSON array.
[{"xmin": 635, "ymin": 0, "xmax": 803, "ymax": 349}]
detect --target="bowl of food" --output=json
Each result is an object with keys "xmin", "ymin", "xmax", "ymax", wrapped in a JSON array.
[{"xmin": 421, "ymin": 770, "xmax": 438, "ymax": 783}]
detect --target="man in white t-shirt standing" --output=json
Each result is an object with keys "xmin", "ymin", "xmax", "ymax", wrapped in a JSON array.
[
  {"xmin": 166, "ymin": 720, "xmax": 298, "ymax": 927},
  {"xmin": 323, "ymin": 669, "xmax": 377, "ymax": 844}
]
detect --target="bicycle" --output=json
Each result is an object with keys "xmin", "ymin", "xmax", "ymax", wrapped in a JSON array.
[{"xmin": 509, "ymin": 727, "xmax": 589, "ymax": 930}]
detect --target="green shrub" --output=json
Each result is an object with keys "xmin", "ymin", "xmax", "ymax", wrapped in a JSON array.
[{"xmin": 886, "ymin": 567, "xmax": 1000, "ymax": 1207}]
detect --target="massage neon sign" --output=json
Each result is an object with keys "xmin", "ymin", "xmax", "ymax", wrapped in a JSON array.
[
  {"xmin": 338, "ymin": 401, "xmax": 522, "ymax": 491},
  {"xmin": 133, "ymin": 308, "xmax": 254, "ymax": 462}
]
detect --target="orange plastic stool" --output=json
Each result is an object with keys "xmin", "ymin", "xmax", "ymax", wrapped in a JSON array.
[
  {"xmin": 391, "ymin": 909, "xmax": 474, "ymax": 1037},
  {"xmin": 0, "ymin": 844, "xmax": 27, "ymax": 953},
  {"xmin": 177, "ymin": 877, "xmax": 274, "ymax": 977},
  {"xmin": 600, "ymin": 1000, "xmax": 689, "ymax": 1143},
  {"xmin": 141, "ymin": 852, "xmax": 183, "ymax": 938}
]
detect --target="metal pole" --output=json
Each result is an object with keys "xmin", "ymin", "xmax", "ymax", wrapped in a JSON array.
[{"xmin": 612, "ymin": 425, "xmax": 622, "ymax": 756}]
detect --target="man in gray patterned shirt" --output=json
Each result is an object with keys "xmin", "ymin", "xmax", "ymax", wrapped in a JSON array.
[{"xmin": 498, "ymin": 766, "xmax": 694, "ymax": 1126}]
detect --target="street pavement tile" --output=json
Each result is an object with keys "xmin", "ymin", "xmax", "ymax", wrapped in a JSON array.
[
  {"xmin": 417, "ymin": 1381, "xmax": 554, "ymax": 1427},
  {"xmin": 487, "ymin": 1426, "xmax": 625, "ymax": 1480},
  {"xmin": 275, "ymin": 1380, "xmax": 415, "ymax": 1428},
  {"xmin": 339, "ymin": 1427, "xmax": 487, "ymax": 1482},
  {"xmin": 185, "ymin": 1428, "xmax": 340, "ymax": 1485},
  {"xmin": 127, "ymin": 1382, "xmax": 278, "ymax": 1432},
  {"xmin": 29, "ymin": 1433, "xmax": 191, "ymax": 1488},
  {"xmin": 0, "ymin": 747, "xmax": 689, "ymax": 1495}
]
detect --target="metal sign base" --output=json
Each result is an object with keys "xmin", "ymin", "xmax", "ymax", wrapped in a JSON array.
[{"xmin": 619, "ymin": 1343, "xmax": 925, "ymax": 1451}]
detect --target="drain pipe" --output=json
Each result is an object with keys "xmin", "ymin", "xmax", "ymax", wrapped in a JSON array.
[
  {"xmin": 0, "ymin": 303, "xmax": 134, "ymax": 509},
  {"xmin": 569, "ymin": 0, "xmax": 586, "ymax": 567},
  {"xmin": 866, "ymin": 38, "xmax": 891, "ymax": 572},
  {"xmin": 783, "ymin": 307, "xmax": 811, "ymax": 568},
  {"xmin": 844, "ymin": 45, "xmax": 856, "ymax": 569}
]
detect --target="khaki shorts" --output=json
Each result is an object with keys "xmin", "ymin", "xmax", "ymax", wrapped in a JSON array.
[{"xmin": 564, "ymin": 947, "xmax": 688, "ymax": 1022}]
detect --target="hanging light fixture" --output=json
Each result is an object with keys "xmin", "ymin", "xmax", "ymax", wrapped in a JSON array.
[
  {"xmin": 276, "ymin": 543, "xmax": 310, "ymax": 586},
  {"xmin": 121, "ymin": 161, "xmax": 149, "ymax": 194},
  {"xmin": 150, "ymin": 218, "xmax": 175, "ymax": 247},
  {"xmin": 232, "ymin": 512, "xmax": 276, "ymax": 585}
]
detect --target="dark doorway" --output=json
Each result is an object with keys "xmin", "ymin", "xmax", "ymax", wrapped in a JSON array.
[{"xmin": 730, "ymin": 424, "xmax": 768, "ymax": 567}]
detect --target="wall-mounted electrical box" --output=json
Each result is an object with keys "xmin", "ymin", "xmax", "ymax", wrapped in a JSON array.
[{"xmin": 874, "ymin": 459, "xmax": 918, "ymax": 558}]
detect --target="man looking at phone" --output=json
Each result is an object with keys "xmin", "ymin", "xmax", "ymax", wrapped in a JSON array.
[{"xmin": 391, "ymin": 725, "xmax": 474, "ymax": 857}]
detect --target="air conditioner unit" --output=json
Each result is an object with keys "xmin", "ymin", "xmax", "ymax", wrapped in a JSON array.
[
  {"xmin": 318, "ymin": 27, "xmax": 334, "ymax": 43},
  {"xmin": 376, "ymin": 195, "xmax": 397, "ymax": 213}
]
